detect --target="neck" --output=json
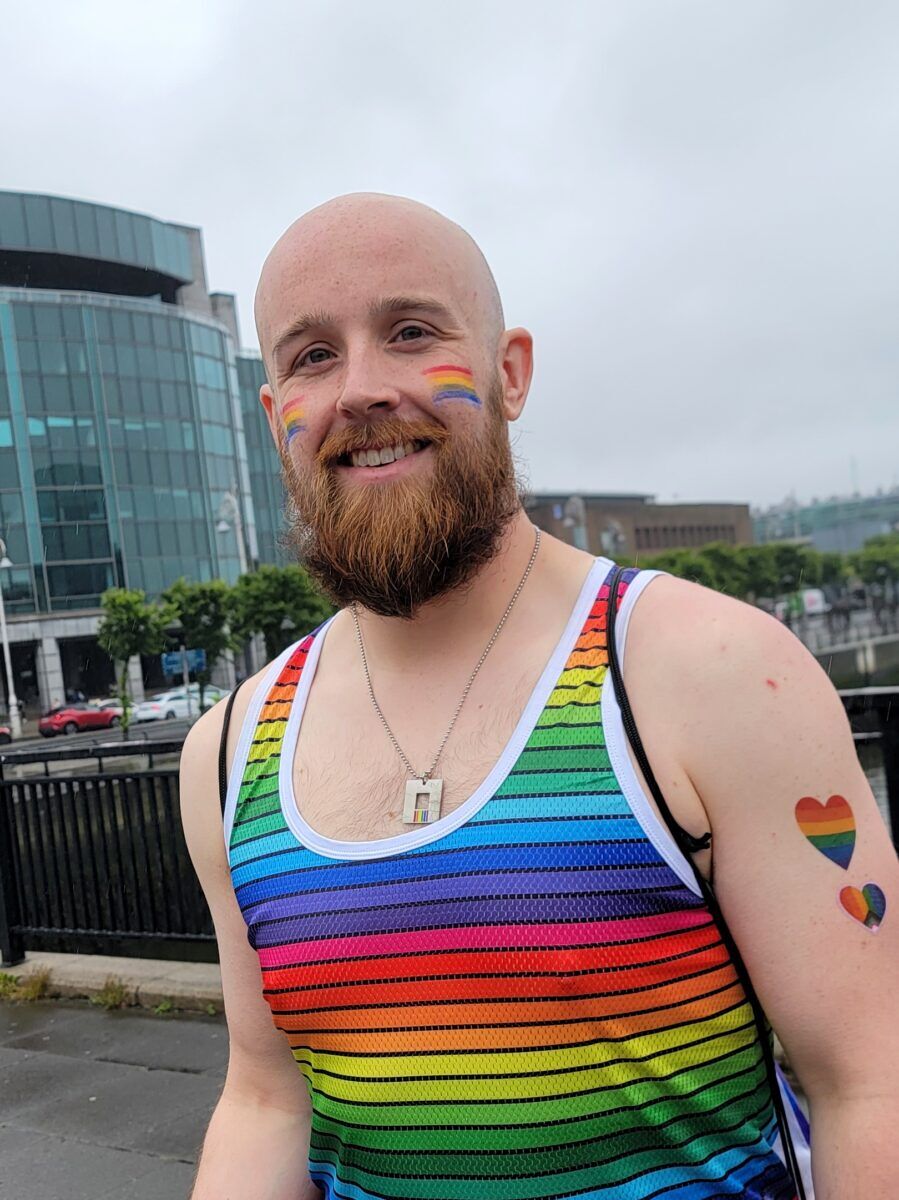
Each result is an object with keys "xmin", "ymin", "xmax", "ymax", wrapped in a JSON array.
[{"xmin": 350, "ymin": 511, "xmax": 589, "ymax": 671}]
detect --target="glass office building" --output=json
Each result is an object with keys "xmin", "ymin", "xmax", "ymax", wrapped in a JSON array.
[{"xmin": 0, "ymin": 190, "xmax": 282, "ymax": 713}]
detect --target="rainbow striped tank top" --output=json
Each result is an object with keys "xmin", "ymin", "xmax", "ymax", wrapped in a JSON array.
[{"xmin": 224, "ymin": 559, "xmax": 813, "ymax": 1200}]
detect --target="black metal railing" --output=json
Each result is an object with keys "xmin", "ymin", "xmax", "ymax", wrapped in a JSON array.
[
  {"xmin": 0, "ymin": 741, "xmax": 214, "ymax": 965},
  {"xmin": 0, "ymin": 692, "xmax": 897, "ymax": 969}
]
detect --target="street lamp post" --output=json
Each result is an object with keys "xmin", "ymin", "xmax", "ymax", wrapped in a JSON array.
[
  {"xmin": 216, "ymin": 484, "xmax": 249, "ymax": 576},
  {"xmin": 0, "ymin": 538, "xmax": 22, "ymax": 741}
]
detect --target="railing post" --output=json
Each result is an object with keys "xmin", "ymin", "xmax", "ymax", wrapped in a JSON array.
[
  {"xmin": 0, "ymin": 781, "xmax": 24, "ymax": 967},
  {"xmin": 880, "ymin": 701, "xmax": 899, "ymax": 846}
]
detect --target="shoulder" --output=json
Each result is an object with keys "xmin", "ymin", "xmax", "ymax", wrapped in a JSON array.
[
  {"xmin": 625, "ymin": 570, "xmax": 848, "ymax": 787},
  {"xmin": 626, "ymin": 569, "xmax": 817, "ymax": 680}
]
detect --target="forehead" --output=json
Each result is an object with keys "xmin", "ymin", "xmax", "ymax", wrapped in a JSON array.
[{"xmin": 258, "ymin": 214, "xmax": 477, "ymax": 349}]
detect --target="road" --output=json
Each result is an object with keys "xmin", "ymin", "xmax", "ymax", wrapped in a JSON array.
[
  {"xmin": 3, "ymin": 719, "xmax": 192, "ymax": 755},
  {"xmin": 0, "ymin": 999, "xmax": 226, "ymax": 1199}
]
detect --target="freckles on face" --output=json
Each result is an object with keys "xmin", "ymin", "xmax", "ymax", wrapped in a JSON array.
[
  {"xmin": 281, "ymin": 395, "xmax": 307, "ymax": 444},
  {"xmin": 422, "ymin": 364, "xmax": 482, "ymax": 408}
]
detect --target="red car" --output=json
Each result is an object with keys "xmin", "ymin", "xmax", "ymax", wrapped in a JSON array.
[{"xmin": 39, "ymin": 703, "xmax": 121, "ymax": 737}]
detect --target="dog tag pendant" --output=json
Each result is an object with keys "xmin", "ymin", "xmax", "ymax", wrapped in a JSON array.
[{"xmin": 403, "ymin": 778, "xmax": 443, "ymax": 825}]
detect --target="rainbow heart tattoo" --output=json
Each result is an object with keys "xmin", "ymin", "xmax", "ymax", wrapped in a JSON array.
[
  {"xmin": 281, "ymin": 397, "xmax": 306, "ymax": 443},
  {"xmin": 840, "ymin": 883, "xmax": 887, "ymax": 931},
  {"xmin": 795, "ymin": 794, "xmax": 856, "ymax": 869},
  {"xmin": 423, "ymin": 364, "xmax": 481, "ymax": 407}
]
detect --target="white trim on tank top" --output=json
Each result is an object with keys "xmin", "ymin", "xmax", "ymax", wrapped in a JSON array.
[
  {"xmin": 275, "ymin": 556, "xmax": 612, "ymax": 860},
  {"xmin": 600, "ymin": 569, "xmax": 702, "ymax": 896},
  {"xmin": 222, "ymin": 640, "xmax": 307, "ymax": 853},
  {"xmin": 223, "ymin": 560, "xmax": 703, "ymax": 891}
]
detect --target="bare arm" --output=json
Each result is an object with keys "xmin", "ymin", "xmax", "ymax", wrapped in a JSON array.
[
  {"xmin": 629, "ymin": 578, "xmax": 899, "ymax": 1200},
  {"xmin": 181, "ymin": 685, "xmax": 320, "ymax": 1200}
]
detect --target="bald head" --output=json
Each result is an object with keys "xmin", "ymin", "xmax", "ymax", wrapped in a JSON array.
[{"xmin": 254, "ymin": 193, "xmax": 505, "ymax": 382}]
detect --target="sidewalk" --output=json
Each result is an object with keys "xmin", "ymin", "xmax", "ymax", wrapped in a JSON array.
[
  {"xmin": 0, "ymin": 998, "xmax": 226, "ymax": 1199},
  {"xmin": 6, "ymin": 952, "xmax": 223, "ymax": 1014}
]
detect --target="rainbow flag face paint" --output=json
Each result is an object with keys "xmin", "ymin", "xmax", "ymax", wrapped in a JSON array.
[
  {"xmin": 423, "ymin": 363, "xmax": 481, "ymax": 407},
  {"xmin": 281, "ymin": 396, "xmax": 306, "ymax": 443}
]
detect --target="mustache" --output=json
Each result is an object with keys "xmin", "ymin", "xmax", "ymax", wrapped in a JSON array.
[{"xmin": 315, "ymin": 418, "xmax": 449, "ymax": 466}]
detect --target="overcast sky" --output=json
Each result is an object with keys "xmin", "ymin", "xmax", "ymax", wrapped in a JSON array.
[{"xmin": 3, "ymin": 0, "xmax": 897, "ymax": 508}]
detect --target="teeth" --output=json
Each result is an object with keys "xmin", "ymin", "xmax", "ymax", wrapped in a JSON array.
[{"xmin": 348, "ymin": 441, "xmax": 424, "ymax": 468}]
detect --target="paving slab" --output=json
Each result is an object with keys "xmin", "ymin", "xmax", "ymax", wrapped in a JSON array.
[
  {"xmin": 0, "ymin": 1000, "xmax": 227, "ymax": 1199},
  {"xmin": 0, "ymin": 1002, "xmax": 227, "ymax": 1075},
  {"xmin": 0, "ymin": 1127, "xmax": 164, "ymax": 1200}
]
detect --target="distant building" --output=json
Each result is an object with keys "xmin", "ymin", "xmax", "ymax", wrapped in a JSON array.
[
  {"xmin": 526, "ymin": 493, "xmax": 753, "ymax": 559},
  {"xmin": 753, "ymin": 490, "xmax": 899, "ymax": 553},
  {"xmin": 0, "ymin": 189, "xmax": 271, "ymax": 711}
]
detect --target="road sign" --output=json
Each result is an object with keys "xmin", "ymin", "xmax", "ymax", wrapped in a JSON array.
[{"xmin": 160, "ymin": 648, "xmax": 206, "ymax": 675}]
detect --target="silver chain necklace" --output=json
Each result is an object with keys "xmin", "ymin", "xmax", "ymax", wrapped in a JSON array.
[{"xmin": 351, "ymin": 526, "xmax": 542, "ymax": 825}]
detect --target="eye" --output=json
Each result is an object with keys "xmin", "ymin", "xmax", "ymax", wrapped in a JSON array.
[
  {"xmin": 297, "ymin": 346, "xmax": 333, "ymax": 368},
  {"xmin": 394, "ymin": 324, "xmax": 431, "ymax": 343}
]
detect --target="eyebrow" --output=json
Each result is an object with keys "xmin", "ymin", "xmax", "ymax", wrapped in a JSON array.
[
  {"xmin": 369, "ymin": 295, "xmax": 458, "ymax": 323},
  {"xmin": 270, "ymin": 295, "xmax": 459, "ymax": 366},
  {"xmin": 270, "ymin": 308, "xmax": 335, "ymax": 364}
]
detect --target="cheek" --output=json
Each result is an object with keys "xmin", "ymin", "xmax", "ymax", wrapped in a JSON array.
[
  {"xmin": 422, "ymin": 364, "xmax": 482, "ymax": 409},
  {"xmin": 279, "ymin": 394, "xmax": 308, "ymax": 446}
]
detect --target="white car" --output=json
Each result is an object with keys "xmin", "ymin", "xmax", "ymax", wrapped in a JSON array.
[{"xmin": 133, "ymin": 684, "xmax": 228, "ymax": 722}]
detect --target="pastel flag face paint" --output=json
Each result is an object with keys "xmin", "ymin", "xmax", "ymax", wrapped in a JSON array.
[
  {"xmin": 423, "ymin": 364, "xmax": 481, "ymax": 407},
  {"xmin": 282, "ymin": 396, "xmax": 306, "ymax": 443}
]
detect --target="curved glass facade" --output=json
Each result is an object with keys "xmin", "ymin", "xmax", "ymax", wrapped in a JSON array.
[
  {"xmin": 0, "ymin": 191, "xmax": 273, "ymax": 713},
  {"xmin": 0, "ymin": 191, "xmax": 191, "ymax": 287}
]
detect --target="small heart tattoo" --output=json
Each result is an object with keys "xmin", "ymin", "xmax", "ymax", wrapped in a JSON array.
[
  {"xmin": 840, "ymin": 884, "xmax": 887, "ymax": 931},
  {"xmin": 795, "ymin": 794, "xmax": 856, "ymax": 869}
]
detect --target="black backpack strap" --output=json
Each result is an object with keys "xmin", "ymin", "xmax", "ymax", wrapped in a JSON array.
[
  {"xmin": 605, "ymin": 564, "xmax": 711, "ymax": 854},
  {"xmin": 603, "ymin": 564, "xmax": 807, "ymax": 1199},
  {"xmin": 218, "ymin": 681, "xmax": 246, "ymax": 817}
]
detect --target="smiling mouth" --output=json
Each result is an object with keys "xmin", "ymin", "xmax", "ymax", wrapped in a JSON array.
[{"xmin": 337, "ymin": 439, "xmax": 431, "ymax": 469}]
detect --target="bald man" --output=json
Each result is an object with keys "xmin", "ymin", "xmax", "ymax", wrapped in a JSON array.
[{"xmin": 182, "ymin": 194, "xmax": 899, "ymax": 1200}]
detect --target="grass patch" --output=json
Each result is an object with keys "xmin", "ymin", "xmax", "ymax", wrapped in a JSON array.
[
  {"xmin": 0, "ymin": 972, "xmax": 20, "ymax": 999},
  {"xmin": 90, "ymin": 976, "xmax": 131, "ymax": 1011},
  {"xmin": 0, "ymin": 967, "xmax": 52, "ymax": 1002},
  {"xmin": 205, "ymin": 1002, "xmax": 217, "ymax": 1017},
  {"xmin": 153, "ymin": 997, "xmax": 174, "ymax": 1016}
]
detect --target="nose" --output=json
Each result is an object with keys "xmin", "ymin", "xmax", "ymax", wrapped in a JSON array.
[{"xmin": 335, "ymin": 345, "xmax": 401, "ymax": 421}]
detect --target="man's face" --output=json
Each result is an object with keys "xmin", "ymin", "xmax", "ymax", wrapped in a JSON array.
[{"xmin": 258, "ymin": 211, "xmax": 524, "ymax": 617}]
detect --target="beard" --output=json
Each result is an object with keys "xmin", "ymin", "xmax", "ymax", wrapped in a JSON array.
[{"xmin": 279, "ymin": 378, "xmax": 524, "ymax": 618}]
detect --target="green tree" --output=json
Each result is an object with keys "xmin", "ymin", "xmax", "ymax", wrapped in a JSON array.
[
  {"xmin": 818, "ymin": 551, "xmax": 849, "ymax": 589},
  {"xmin": 694, "ymin": 542, "xmax": 749, "ymax": 597},
  {"xmin": 740, "ymin": 545, "xmax": 780, "ymax": 602},
  {"xmin": 96, "ymin": 589, "xmax": 171, "ymax": 736},
  {"xmin": 639, "ymin": 549, "xmax": 720, "ymax": 589},
  {"xmin": 161, "ymin": 578, "xmax": 235, "ymax": 713},
  {"xmin": 852, "ymin": 533, "xmax": 899, "ymax": 586},
  {"xmin": 229, "ymin": 565, "xmax": 334, "ymax": 661}
]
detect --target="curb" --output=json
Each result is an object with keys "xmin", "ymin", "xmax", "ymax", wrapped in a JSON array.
[{"xmin": 2, "ymin": 951, "xmax": 223, "ymax": 1014}]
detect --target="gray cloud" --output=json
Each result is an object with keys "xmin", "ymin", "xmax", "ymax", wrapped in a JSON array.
[{"xmin": 3, "ymin": 0, "xmax": 897, "ymax": 506}]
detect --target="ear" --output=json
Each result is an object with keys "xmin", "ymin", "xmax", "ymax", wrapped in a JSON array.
[
  {"xmin": 260, "ymin": 384, "xmax": 281, "ymax": 449},
  {"xmin": 496, "ymin": 327, "xmax": 533, "ymax": 421}
]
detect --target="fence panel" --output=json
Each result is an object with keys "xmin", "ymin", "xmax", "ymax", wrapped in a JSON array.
[{"xmin": 0, "ymin": 765, "xmax": 215, "ymax": 964}]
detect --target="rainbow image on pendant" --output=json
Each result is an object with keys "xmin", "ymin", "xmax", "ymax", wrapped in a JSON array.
[
  {"xmin": 423, "ymin": 364, "xmax": 481, "ymax": 407},
  {"xmin": 282, "ymin": 397, "xmax": 306, "ymax": 443}
]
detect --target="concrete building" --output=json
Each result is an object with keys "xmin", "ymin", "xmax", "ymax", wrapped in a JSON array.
[
  {"xmin": 753, "ymin": 490, "xmax": 899, "ymax": 553},
  {"xmin": 0, "ymin": 190, "xmax": 272, "ymax": 714},
  {"xmin": 526, "ymin": 493, "xmax": 753, "ymax": 559}
]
